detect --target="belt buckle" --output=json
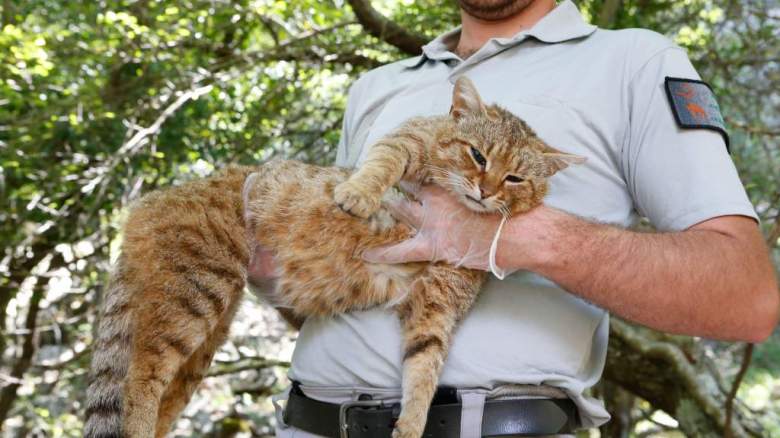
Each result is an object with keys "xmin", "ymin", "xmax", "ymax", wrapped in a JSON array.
[{"xmin": 338, "ymin": 399, "xmax": 385, "ymax": 438}]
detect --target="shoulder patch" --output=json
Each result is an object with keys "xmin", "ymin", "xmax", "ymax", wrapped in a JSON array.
[{"xmin": 664, "ymin": 77, "xmax": 729, "ymax": 152}]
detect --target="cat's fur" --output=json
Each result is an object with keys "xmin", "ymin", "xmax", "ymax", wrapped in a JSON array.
[{"xmin": 83, "ymin": 77, "xmax": 584, "ymax": 438}]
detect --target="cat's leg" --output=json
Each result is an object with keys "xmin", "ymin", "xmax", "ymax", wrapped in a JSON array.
[
  {"xmin": 154, "ymin": 313, "xmax": 232, "ymax": 438},
  {"xmin": 123, "ymin": 273, "xmax": 243, "ymax": 438},
  {"xmin": 393, "ymin": 265, "xmax": 485, "ymax": 438},
  {"xmin": 334, "ymin": 128, "xmax": 426, "ymax": 218},
  {"xmin": 122, "ymin": 313, "xmax": 208, "ymax": 438}
]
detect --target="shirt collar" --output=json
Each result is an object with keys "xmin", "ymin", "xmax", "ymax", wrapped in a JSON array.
[{"xmin": 401, "ymin": 0, "xmax": 596, "ymax": 68}]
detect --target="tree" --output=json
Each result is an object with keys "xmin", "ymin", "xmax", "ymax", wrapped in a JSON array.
[{"xmin": 1, "ymin": 0, "xmax": 778, "ymax": 436}]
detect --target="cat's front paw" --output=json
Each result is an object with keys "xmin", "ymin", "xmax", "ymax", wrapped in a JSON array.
[{"xmin": 334, "ymin": 181, "xmax": 381, "ymax": 219}]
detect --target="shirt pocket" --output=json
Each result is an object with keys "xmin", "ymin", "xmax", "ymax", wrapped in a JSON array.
[
  {"xmin": 503, "ymin": 95, "xmax": 635, "ymax": 224},
  {"xmin": 355, "ymin": 87, "xmax": 449, "ymax": 166},
  {"xmin": 501, "ymin": 94, "xmax": 577, "ymax": 146},
  {"xmin": 501, "ymin": 94, "xmax": 590, "ymax": 180}
]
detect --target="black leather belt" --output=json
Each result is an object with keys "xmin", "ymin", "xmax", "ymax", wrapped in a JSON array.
[{"xmin": 284, "ymin": 383, "xmax": 579, "ymax": 437}]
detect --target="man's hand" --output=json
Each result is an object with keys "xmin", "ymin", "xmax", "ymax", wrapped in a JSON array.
[
  {"xmin": 364, "ymin": 186, "xmax": 780, "ymax": 342},
  {"xmin": 362, "ymin": 185, "xmax": 507, "ymax": 272}
]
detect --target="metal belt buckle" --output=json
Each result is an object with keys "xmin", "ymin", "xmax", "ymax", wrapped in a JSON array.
[{"xmin": 338, "ymin": 399, "xmax": 385, "ymax": 438}]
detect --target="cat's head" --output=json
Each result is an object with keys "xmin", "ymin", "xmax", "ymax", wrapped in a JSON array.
[{"xmin": 429, "ymin": 76, "xmax": 586, "ymax": 216}]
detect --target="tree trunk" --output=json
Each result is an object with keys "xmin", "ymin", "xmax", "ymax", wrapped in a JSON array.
[
  {"xmin": 604, "ymin": 319, "xmax": 764, "ymax": 437},
  {"xmin": 346, "ymin": 0, "xmax": 429, "ymax": 55},
  {"xmin": 597, "ymin": 0, "xmax": 622, "ymax": 28},
  {"xmin": 598, "ymin": 381, "xmax": 634, "ymax": 438},
  {"xmin": 0, "ymin": 288, "xmax": 42, "ymax": 429}
]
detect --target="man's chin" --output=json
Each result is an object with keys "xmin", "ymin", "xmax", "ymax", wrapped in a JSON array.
[{"xmin": 457, "ymin": 0, "xmax": 534, "ymax": 21}]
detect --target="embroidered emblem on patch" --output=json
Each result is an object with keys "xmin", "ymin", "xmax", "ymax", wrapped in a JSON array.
[{"xmin": 664, "ymin": 77, "xmax": 729, "ymax": 152}]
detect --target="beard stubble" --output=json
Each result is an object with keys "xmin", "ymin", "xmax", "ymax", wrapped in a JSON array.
[{"xmin": 457, "ymin": 0, "xmax": 536, "ymax": 21}]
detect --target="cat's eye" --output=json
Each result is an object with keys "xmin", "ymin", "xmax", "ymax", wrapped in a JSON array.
[
  {"xmin": 505, "ymin": 175, "xmax": 524, "ymax": 183},
  {"xmin": 470, "ymin": 147, "xmax": 487, "ymax": 167}
]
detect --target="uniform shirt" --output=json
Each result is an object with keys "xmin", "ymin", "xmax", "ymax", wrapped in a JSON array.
[{"xmin": 288, "ymin": 0, "xmax": 757, "ymax": 427}]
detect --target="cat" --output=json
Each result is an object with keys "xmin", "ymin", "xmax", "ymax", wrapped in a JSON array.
[{"xmin": 83, "ymin": 76, "xmax": 584, "ymax": 438}]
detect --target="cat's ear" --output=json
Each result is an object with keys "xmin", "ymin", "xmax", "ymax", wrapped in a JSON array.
[
  {"xmin": 541, "ymin": 152, "xmax": 587, "ymax": 177},
  {"xmin": 450, "ymin": 76, "xmax": 487, "ymax": 120}
]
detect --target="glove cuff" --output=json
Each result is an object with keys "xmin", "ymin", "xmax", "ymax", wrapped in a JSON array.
[{"xmin": 488, "ymin": 215, "xmax": 510, "ymax": 280}]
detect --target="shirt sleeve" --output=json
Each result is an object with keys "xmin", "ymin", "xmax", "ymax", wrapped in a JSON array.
[
  {"xmin": 334, "ymin": 107, "xmax": 352, "ymax": 167},
  {"xmin": 623, "ymin": 46, "xmax": 757, "ymax": 231},
  {"xmin": 334, "ymin": 77, "xmax": 366, "ymax": 167}
]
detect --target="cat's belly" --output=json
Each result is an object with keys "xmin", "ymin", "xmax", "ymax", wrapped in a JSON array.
[{"xmin": 244, "ymin": 159, "xmax": 420, "ymax": 316}]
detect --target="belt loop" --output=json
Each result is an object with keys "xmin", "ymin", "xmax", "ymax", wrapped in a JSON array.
[
  {"xmin": 459, "ymin": 392, "xmax": 486, "ymax": 438},
  {"xmin": 272, "ymin": 385, "xmax": 292, "ymax": 429}
]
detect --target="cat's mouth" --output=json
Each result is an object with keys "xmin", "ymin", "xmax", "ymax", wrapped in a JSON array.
[
  {"xmin": 462, "ymin": 194, "xmax": 492, "ymax": 213},
  {"xmin": 465, "ymin": 194, "xmax": 482, "ymax": 205}
]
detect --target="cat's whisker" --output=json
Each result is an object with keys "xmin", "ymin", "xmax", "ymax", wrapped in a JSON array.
[
  {"xmin": 429, "ymin": 174, "xmax": 455, "ymax": 184},
  {"xmin": 427, "ymin": 170, "xmax": 457, "ymax": 181},
  {"xmin": 441, "ymin": 180, "xmax": 472, "ymax": 192},
  {"xmin": 433, "ymin": 172, "xmax": 458, "ymax": 180},
  {"xmin": 423, "ymin": 165, "xmax": 451, "ymax": 176},
  {"xmin": 425, "ymin": 165, "xmax": 472, "ymax": 186},
  {"xmin": 424, "ymin": 165, "xmax": 464, "ymax": 180},
  {"xmin": 424, "ymin": 164, "xmax": 450, "ymax": 172},
  {"xmin": 430, "ymin": 174, "xmax": 471, "ymax": 192}
]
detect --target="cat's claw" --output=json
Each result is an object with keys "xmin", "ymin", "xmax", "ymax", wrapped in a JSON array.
[
  {"xmin": 392, "ymin": 426, "xmax": 421, "ymax": 438},
  {"xmin": 391, "ymin": 417, "xmax": 425, "ymax": 438},
  {"xmin": 334, "ymin": 181, "xmax": 381, "ymax": 219}
]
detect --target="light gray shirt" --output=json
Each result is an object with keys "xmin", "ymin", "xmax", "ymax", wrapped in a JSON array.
[{"xmin": 288, "ymin": 0, "xmax": 757, "ymax": 427}]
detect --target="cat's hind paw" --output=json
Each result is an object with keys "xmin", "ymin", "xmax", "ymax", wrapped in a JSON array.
[
  {"xmin": 391, "ymin": 416, "xmax": 425, "ymax": 438},
  {"xmin": 392, "ymin": 426, "xmax": 423, "ymax": 438},
  {"xmin": 334, "ymin": 181, "xmax": 381, "ymax": 219}
]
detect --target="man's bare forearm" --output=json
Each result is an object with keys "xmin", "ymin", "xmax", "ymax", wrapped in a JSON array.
[{"xmin": 499, "ymin": 207, "xmax": 780, "ymax": 342}]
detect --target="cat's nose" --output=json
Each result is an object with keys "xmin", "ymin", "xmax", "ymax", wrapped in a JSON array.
[{"xmin": 479, "ymin": 186, "xmax": 492, "ymax": 199}]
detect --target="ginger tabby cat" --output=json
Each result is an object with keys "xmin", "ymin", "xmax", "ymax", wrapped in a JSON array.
[{"xmin": 84, "ymin": 77, "xmax": 584, "ymax": 438}]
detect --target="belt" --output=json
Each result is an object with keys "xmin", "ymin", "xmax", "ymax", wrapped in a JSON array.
[{"xmin": 283, "ymin": 383, "xmax": 579, "ymax": 438}]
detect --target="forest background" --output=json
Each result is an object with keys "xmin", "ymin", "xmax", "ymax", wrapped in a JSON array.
[{"xmin": 1, "ymin": 0, "xmax": 779, "ymax": 436}]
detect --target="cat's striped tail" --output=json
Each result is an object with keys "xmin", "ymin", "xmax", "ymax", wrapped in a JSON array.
[{"xmin": 84, "ymin": 256, "xmax": 133, "ymax": 438}]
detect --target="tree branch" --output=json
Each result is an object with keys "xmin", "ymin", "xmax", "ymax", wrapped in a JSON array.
[
  {"xmin": 205, "ymin": 22, "xmax": 382, "ymax": 73},
  {"xmin": 1, "ymin": 0, "xmax": 15, "ymax": 27},
  {"xmin": 724, "ymin": 343, "xmax": 754, "ymax": 438},
  {"xmin": 766, "ymin": 213, "xmax": 780, "ymax": 249},
  {"xmin": 726, "ymin": 117, "xmax": 780, "ymax": 137},
  {"xmin": 346, "ymin": 0, "xmax": 429, "ymax": 55},
  {"xmin": 207, "ymin": 357, "xmax": 290, "ymax": 377},
  {"xmin": 597, "ymin": 0, "xmax": 623, "ymax": 28},
  {"xmin": 116, "ymin": 84, "xmax": 214, "ymax": 156},
  {"xmin": 0, "ymin": 287, "xmax": 43, "ymax": 428},
  {"xmin": 605, "ymin": 319, "xmax": 764, "ymax": 437}
]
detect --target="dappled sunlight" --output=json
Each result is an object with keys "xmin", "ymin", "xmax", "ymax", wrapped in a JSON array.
[{"xmin": 0, "ymin": 0, "xmax": 778, "ymax": 436}]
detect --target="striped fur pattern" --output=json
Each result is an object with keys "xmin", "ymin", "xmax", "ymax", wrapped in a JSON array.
[
  {"xmin": 83, "ymin": 76, "xmax": 582, "ymax": 438},
  {"xmin": 84, "ymin": 166, "xmax": 254, "ymax": 438},
  {"xmin": 332, "ymin": 77, "xmax": 584, "ymax": 438}
]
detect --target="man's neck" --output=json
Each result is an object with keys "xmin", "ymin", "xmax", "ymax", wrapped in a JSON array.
[{"xmin": 456, "ymin": 0, "xmax": 557, "ymax": 58}]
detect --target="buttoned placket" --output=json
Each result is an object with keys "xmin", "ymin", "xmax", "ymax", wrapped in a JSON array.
[
  {"xmin": 412, "ymin": 35, "xmax": 536, "ymax": 85},
  {"xmin": 445, "ymin": 34, "xmax": 533, "ymax": 83},
  {"xmin": 402, "ymin": 0, "xmax": 597, "ymax": 79}
]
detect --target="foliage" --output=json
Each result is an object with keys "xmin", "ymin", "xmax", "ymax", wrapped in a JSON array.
[{"xmin": 0, "ymin": 0, "xmax": 778, "ymax": 436}]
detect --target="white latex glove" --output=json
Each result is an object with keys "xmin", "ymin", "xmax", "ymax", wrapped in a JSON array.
[
  {"xmin": 244, "ymin": 172, "xmax": 281, "ymax": 300},
  {"xmin": 247, "ymin": 244, "xmax": 280, "ymax": 299},
  {"xmin": 362, "ymin": 185, "xmax": 515, "ymax": 279}
]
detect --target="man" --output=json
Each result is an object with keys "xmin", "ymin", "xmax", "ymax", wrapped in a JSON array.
[{"xmin": 249, "ymin": 0, "xmax": 780, "ymax": 436}]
